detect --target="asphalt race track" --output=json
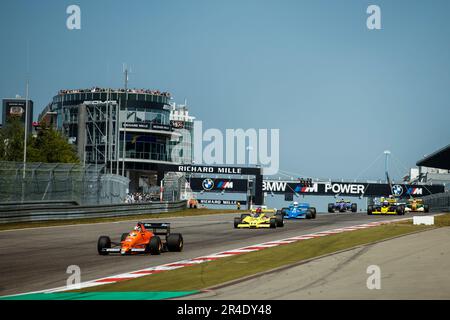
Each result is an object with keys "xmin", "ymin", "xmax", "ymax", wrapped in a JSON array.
[{"xmin": 0, "ymin": 212, "xmax": 433, "ymax": 296}]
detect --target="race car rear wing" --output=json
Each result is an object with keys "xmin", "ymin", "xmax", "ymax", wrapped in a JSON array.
[{"xmin": 142, "ymin": 222, "xmax": 171, "ymax": 235}]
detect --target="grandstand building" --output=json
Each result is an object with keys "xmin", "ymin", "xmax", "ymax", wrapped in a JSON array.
[
  {"xmin": 40, "ymin": 88, "xmax": 195, "ymax": 192},
  {"xmin": 416, "ymin": 144, "xmax": 450, "ymax": 189}
]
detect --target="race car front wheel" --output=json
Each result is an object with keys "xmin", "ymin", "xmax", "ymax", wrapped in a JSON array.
[
  {"xmin": 270, "ymin": 218, "xmax": 277, "ymax": 228},
  {"xmin": 97, "ymin": 236, "xmax": 111, "ymax": 255},
  {"xmin": 167, "ymin": 233, "xmax": 184, "ymax": 252},
  {"xmin": 234, "ymin": 217, "xmax": 241, "ymax": 228},
  {"xmin": 149, "ymin": 236, "xmax": 162, "ymax": 255},
  {"xmin": 328, "ymin": 203, "xmax": 334, "ymax": 213},
  {"xmin": 310, "ymin": 207, "xmax": 317, "ymax": 219},
  {"xmin": 275, "ymin": 214, "xmax": 284, "ymax": 227}
]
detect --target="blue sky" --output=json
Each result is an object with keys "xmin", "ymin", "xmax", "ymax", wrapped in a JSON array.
[{"xmin": 1, "ymin": 0, "xmax": 449, "ymax": 184}]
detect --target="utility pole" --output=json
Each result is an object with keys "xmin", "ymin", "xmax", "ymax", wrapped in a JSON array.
[
  {"xmin": 104, "ymin": 89, "xmax": 108, "ymax": 169},
  {"xmin": 23, "ymin": 41, "xmax": 30, "ymax": 180},
  {"xmin": 108, "ymin": 88, "xmax": 113, "ymax": 174},
  {"xmin": 21, "ymin": 41, "xmax": 30, "ymax": 203},
  {"xmin": 121, "ymin": 65, "xmax": 129, "ymax": 177},
  {"xmin": 116, "ymin": 92, "xmax": 120, "ymax": 175},
  {"xmin": 23, "ymin": 81, "xmax": 29, "ymax": 179}
]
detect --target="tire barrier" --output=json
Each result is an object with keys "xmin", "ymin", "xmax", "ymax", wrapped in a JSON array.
[{"xmin": 0, "ymin": 201, "xmax": 187, "ymax": 224}]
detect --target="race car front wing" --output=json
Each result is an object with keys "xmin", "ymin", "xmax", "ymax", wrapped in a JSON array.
[{"xmin": 236, "ymin": 223, "xmax": 271, "ymax": 228}]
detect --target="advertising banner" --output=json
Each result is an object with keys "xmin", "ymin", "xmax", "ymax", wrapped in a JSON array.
[
  {"xmin": 151, "ymin": 123, "xmax": 171, "ymax": 131},
  {"xmin": 170, "ymin": 120, "xmax": 184, "ymax": 129},
  {"xmin": 122, "ymin": 122, "xmax": 172, "ymax": 131},
  {"xmin": 123, "ymin": 122, "xmax": 151, "ymax": 129},
  {"xmin": 197, "ymin": 199, "xmax": 247, "ymax": 205},
  {"xmin": 157, "ymin": 164, "xmax": 261, "ymax": 175},
  {"xmin": 262, "ymin": 181, "xmax": 444, "ymax": 198},
  {"xmin": 5, "ymin": 101, "xmax": 26, "ymax": 122},
  {"xmin": 189, "ymin": 178, "xmax": 248, "ymax": 192}
]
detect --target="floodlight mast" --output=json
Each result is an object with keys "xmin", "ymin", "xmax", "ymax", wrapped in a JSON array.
[{"xmin": 384, "ymin": 150, "xmax": 392, "ymax": 195}]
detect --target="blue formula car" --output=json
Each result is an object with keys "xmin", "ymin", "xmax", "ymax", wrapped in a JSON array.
[
  {"xmin": 278, "ymin": 202, "xmax": 317, "ymax": 219},
  {"xmin": 328, "ymin": 199, "xmax": 357, "ymax": 213}
]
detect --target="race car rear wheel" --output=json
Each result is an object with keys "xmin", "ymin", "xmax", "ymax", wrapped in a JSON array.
[
  {"xmin": 97, "ymin": 236, "xmax": 111, "ymax": 255},
  {"xmin": 351, "ymin": 203, "xmax": 357, "ymax": 213},
  {"xmin": 120, "ymin": 233, "xmax": 129, "ymax": 242},
  {"xmin": 310, "ymin": 207, "xmax": 317, "ymax": 219},
  {"xmin": 328, "ymin": 203, "xmax": 334, "ymax": 213},
  {"xmin": 149, "ymin": 236, "xmax": 162, "ymax": 255},
  {"xmin": 270, "ymin": 218, "xmax": 277, "ymax": 228},
  {"xmin": 367, "ymin": 205, "xmax": 373, "ymax": 215},
  {"xmin": 306, "ymin": 210, "xmax": 312, "ymax": 219},
  {"xmin": 275, "ymin": 214, "xmax": 284, "ymax": 227},
  {"xmin": 167, "ymin": 233, "xmax": 184, "ymax": 252},
  {"xmin": 396, "ymin": 205, "xmax": 405, "ymax": 215},
  {"xmin": 234, "ymin": 217, "xmax": 241, "ymax": 228}
]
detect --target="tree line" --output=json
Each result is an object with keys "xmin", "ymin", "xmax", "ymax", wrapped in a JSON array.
[{"xmin": 0, "ymin": 117, "xmax": 79, "ymax": 163}]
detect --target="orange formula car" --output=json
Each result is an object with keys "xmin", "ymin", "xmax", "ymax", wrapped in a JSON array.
[{"xmin": 97, "ymin": 222, "xmax": 183, "ymax": 255}]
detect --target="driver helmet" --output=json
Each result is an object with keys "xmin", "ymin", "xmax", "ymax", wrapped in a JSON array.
[
  {"xmin": 293, "ymin": 201, "xmax": 298, "ymax": 206},
  {"xmin": 134, "ymin": 223, "xmax": 142, "ymax": 232},
  {"xmin": 252, "ymin": 207, "xmax": 262, "ymax": 217}
]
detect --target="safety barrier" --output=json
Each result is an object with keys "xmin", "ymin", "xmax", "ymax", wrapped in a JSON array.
[
  {"xmin": 0, "ymin": 201, "xmax": 187, "ymax": 224},
  {"xmin": 422, "ymin": 192, "xmax": 450, "ymax": 212},
  {"xmin": 0, "ymin": 200, "xmax": 79, "ymax": 210}
]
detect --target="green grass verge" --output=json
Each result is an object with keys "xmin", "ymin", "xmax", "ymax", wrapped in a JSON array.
[
  {"xmin": 0, "ymin": 291, "xmax": 199, "ymax": 300},
  {"xmin": 79, "ymin": 213, "xmax": 450, "ymax": 292},
  {"xmin": 0, "ymin": 208, "xmax": 237, "ymax": 231}
]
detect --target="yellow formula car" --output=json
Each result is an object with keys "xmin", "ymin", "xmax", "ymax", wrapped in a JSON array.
[
  {"xmin": 367, "ymin": 197, "xmax": 405, "ymax": 215},
  {"xmin": 405, "ymin": 198, "xmax": 429, "ymax": 213},
  {"xmin": 234, "ymin": 207, "xmax": 284, "ymax": 228}
]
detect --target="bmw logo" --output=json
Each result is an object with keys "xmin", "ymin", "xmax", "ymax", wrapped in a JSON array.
[
  {"xmin": 392, "ymin": 185, "xmax": 403, "ymax": 196},
  {"xmin": 202, "ymin": 178, "xmax": 214, "ymax": 190}
]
